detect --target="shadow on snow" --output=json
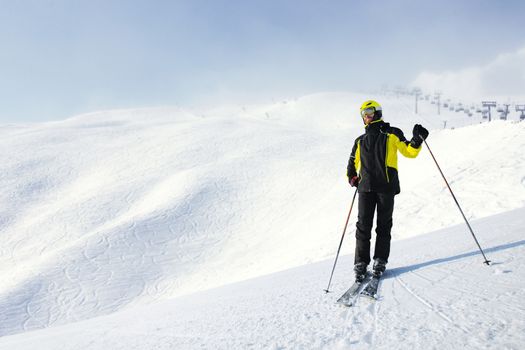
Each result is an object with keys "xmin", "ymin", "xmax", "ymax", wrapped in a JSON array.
[{"xmin": 387, "ymin": 239, "xmax": 525, "ymax": 278}]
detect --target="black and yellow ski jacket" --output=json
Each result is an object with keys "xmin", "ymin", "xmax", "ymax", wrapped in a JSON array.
[{"xmin": 347, "ymin": 119, "xmax": 421, "ymax": 194}]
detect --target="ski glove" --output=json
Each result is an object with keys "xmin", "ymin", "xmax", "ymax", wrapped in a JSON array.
[
  {"xmin": 349, "ymin": 176, "xmax": 359, "ymax": 187},
  {"xmin": 410, "ymin": 124, "xmax": 429, "ymax": 148}
]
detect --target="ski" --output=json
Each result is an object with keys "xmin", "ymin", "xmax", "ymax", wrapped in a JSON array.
[
  {"xmin": 336, "ymin": 274, "xmax": 371, "ymax": 307},
  {"xmin": 359, "ymin": 273, "xmax": 382, "ymax": 300}
]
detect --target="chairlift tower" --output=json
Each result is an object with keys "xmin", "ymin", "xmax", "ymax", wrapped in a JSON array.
[
  {"xmin": 499, "ymin": 104, "xmax": 510, "ymax": 120},
  {"xmin": 516, "ymin": 105, "xmax": 525, "ymax": 121},
  {"xmin": 435, "ymin": 92, "xmax": 442, "ymax": 115},
  {"xmin": 413, "ymin": 88, "xmax": 422, "ymax": 114},
  {"xmin": 481, "ymin": 101, "xmax": 497, "ymax": 122}
]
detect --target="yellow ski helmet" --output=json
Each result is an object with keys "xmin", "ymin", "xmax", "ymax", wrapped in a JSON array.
[{"xmin": 360, "ymin": 100, "xmax": 382, "ymax": 117}]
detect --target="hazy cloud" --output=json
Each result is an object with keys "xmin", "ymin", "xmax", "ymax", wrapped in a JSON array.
[{"xmin": 411, "ymin": 47, "xmax": 525, "ymax": 100}]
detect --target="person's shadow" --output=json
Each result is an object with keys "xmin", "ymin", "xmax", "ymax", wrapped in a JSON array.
[{"xmin": 385, "ymin": 239, "xmax": 525, "ymax": 278}]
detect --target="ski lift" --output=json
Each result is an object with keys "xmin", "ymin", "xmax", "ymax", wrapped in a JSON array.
[{"xmin": 516, "ymin": 105, "xmax": 525, "ymax": 121}]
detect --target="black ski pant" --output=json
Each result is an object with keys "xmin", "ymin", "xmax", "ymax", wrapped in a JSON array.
[{"xmin": 354, "ymin": 191, "xmax": 395, "ymax": 266}]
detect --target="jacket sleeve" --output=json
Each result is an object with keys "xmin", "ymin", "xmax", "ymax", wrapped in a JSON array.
[
  {"xmin": 347, "ymin": 138, "xmax": 360, "ymax": 179},
  {"xmin": 390, "ymin": 128, "xmax": 421, "ymax": 158}
]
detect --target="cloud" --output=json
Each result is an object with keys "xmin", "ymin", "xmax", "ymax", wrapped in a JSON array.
[{"xmin": 411, "ymin": 47, "xmax": 525, "ymax": 101}]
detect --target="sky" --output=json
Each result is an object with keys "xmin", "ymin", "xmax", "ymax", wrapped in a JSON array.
[{"xmin": 0, "ymin": 0, "xmax": 524, "ymax": 122}]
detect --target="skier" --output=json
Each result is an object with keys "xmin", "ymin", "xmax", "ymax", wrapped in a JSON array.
[{"xmin": 347, "ymin": 100, "xmax": 429, "ymax": 282}]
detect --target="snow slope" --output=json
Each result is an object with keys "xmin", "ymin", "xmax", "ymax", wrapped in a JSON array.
[
  {"xmin": 0, "ymin": 92, "xmax": 524, "ymax": 342},
  {"xmin": 0, "ymin": 207, "xmax": 523, "ymax": 349}
]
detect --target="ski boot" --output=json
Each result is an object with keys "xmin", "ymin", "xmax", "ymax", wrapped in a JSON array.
[
  {"xmin": 372, "ymin": 258, "xmax": 387, "ymax": 278},
  {"xmin": 354, "ymin": 262, "xmax": 368, "ymax": 282}
]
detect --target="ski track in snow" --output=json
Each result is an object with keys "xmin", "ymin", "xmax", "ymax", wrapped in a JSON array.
[
  {"xmin": 0, "ymin": 208, "xmax": 523, "ymax": 349},
  {"xmin": 0, "ymin": 93, "xmax": 524, "ymax": 348}
]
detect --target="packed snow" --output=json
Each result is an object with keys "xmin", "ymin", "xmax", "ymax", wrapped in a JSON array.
[
  {"xmin": 0, "ymin": 92, "xmax": 524, "ymax": 349},
  {"xmin": 1, "ymin": 208, "xmax": 523, "ymax": 349}
]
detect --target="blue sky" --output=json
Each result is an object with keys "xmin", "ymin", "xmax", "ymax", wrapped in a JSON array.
[{"xmin": 0, "ymin": 0, "xmax": 524, "ymax": 122}]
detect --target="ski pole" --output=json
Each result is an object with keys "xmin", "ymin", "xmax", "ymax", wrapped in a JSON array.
[
  {"xmin": 421, "ymin": 137, "xmax": 491, "ymax": 265},
  {"xmin": 324, "ymin": 188, "xmax": 358, "ymax": 293}
]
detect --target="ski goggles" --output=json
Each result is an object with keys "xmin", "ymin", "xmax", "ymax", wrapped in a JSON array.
[{"xmin": 361, "ymin": 107, "xmax": 375, "ymax": 117}]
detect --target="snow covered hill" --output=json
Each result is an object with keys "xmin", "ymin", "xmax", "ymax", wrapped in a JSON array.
[
  {"xmin": 0, "ymin": 92, "xmax": 524, "ymax": 345},
  {"xmin": 0, "ymin": 207, "xmax": 523, "ymax": 349}
]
